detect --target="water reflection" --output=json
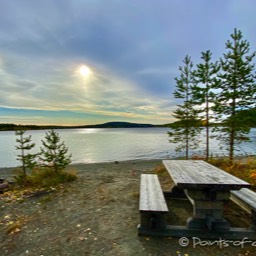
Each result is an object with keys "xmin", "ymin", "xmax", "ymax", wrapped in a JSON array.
[{"xmin": 0, "ymin": 128, "xmax": 255, "ymax": 167}]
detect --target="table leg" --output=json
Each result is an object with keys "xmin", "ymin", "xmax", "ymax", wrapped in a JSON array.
[
  {"xmin": 251, "ymin": 210, "xmax": 256, "ymax": 230},
  {"xmin": 185, "ymin": 189, "xmax": 230, "ymax": 231},
  {"xmin": 164, "ymin": 185, "xmax": 187, "ymax": 199}
]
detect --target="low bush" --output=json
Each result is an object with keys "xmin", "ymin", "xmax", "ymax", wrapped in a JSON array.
[
  {"xmin": 208, "ymin": 156, "xmax": 256, "ymax": 190},
  {"xmin": 13, "ymin": 167, "xmax": 77, "ymax": 189}
]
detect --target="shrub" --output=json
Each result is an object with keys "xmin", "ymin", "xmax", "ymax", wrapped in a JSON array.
[
  {"xmin": 13, "ymin": 166, "xmax": 77, "ymax": 189},
  {"xmin": 28, "ymin": 167, "xmax": 77, "ymax": 188}
]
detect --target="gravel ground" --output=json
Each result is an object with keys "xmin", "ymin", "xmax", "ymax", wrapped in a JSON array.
[{"xmin": 0, "ymin": 160, "xmax": 255, "ymax": 256}]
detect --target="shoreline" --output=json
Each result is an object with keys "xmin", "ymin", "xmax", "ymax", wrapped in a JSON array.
[
  {"xmin": 0, "ymin": 158, "xmax": 166, "ymax": 170},
  {"xmin": 1, "ymin": 154, "xmax": 255, "ymax": 171},
  {"xmin": 0, "ymin": 159, "xmax": 164, "ymax": 180}
]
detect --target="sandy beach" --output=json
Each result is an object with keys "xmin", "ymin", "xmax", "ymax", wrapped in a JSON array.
[{"xmin": 0, "ymin": 160, "xmax": 254, "ymax": 256}]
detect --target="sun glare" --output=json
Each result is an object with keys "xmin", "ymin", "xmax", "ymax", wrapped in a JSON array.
[{"xmin": 78, "ymin": 65, "xmax": 92, "ymax": 77}]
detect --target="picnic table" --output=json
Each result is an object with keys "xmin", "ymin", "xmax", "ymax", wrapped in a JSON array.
[
  {"xmin": 163, "ymin": 160, "xmax": 250, "ymax": 230},
  {"xmin": 138, "ymin": 160, "xmax": 256, "ymax": 239}
]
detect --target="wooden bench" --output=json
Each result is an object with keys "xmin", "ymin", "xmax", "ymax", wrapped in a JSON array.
[
  {"xmin": 138, "ymin": 174, "xmax": 169, "ymax": 235},
  {"xmin": 230, "ymin": 188, "xmax": 256, "ymax": 230}
]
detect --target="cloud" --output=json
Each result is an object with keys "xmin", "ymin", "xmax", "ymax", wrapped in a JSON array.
[
  {"xmin": 0, "ymin": 1, "xmax": 256, "ymax": 125},
  {"xmin": 0, "ymin": 54, "xmax": 173, "ymax": 124}
]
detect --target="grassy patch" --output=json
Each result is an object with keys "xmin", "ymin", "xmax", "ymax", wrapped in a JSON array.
[
  {"xmin": 154, "ymin": 164, "xmax": 173, "ymax": 190},
  {"xmin": 154, "ymin": 164, "xmax": 169, "ymax": 176},
  {"xmin": 0, "ymin": 167, "xmax": 78, "ymax": 203},
  {"xmin": 13, "ymin": 167, "xmax": 77, "ymax": 189},
  {"xmin": 208, "ymin": 156, "xmax": 256, "ymax": 189}
]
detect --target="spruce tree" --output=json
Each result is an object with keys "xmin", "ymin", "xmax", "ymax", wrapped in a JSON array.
[
  {"xmin": 39, "ymin": 130, "xmax": 72, "ymax": 172},
  {"xmin": 193, "ymin": 50, "xmax": 220, "ymax": 160},
  {"xmin": 215, "ymin": 28, "xmax": 256, "ymax": 162},
  {"xmin": 169, "ymin": 55, "xmax": 202, "ymax": 159},
  {"xmin": 15, "ymin": 130, "xmax": 37, "ymax": 178}
]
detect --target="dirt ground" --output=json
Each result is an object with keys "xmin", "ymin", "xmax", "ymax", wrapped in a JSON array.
[{"xmin": 0, "ymin": 160, "xmax": 256, "ymax": 256}]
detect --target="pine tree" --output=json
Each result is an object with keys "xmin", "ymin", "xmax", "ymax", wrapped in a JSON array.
[
  {"xmin": 192, "ymin": 50, "xmax": 220, "ymax": 160},
  {"xmin": 169, "ymin": 55, "xmax": 202, "ymax": 159},
  {"xmin": 15, "ymin": 130, "xmax": 37, "ymax": 178},
  {"xmin": 215, "ymin": 28, "xmax": 256, "ymax": 162},
  {"xmin": 39, "ymin": 130, "xmax": 72, "ymax": 172}
]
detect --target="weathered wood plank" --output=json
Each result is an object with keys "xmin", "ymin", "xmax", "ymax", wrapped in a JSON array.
[
  {"xmin": 163, "ymin": 160, "xmax": 251, "ymax": 190},
  {"xmin": 231, "ymin": 188, "xmax": 256, "ymax": 213},
  {"xmin": 139, "ymin": 174, "xmax": 168, "ymax": 212}
]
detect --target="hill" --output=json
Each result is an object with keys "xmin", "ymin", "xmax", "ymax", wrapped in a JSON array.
[{"xmin": 82, "ymin": 121, "xmax": 155, "ymax": 128}]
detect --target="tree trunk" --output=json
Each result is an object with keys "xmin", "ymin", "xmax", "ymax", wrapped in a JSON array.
[
  {"xmin": 229, "ymin": 130, "xmax": 234, "ymax": 164},
  {"xmin": 206, "ymin": 88, "xmax": 209, "ymax": 161}
]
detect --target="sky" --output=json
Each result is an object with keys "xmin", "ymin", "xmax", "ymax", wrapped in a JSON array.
[{"xmin": 0, "ymin": 0, "xmax": 256, "ymax": 126}]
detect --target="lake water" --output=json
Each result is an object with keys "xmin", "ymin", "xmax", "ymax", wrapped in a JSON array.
[{"xmin": 0, "ymin": 127, "xmax": 256, "ymax": 168}]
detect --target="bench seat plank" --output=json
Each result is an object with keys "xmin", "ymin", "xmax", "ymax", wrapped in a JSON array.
[
  {"xmin": 230, "ymin": 188, "xmax": 256, "ymax": 230},
  {"xmin": 231, "ymin": 188, "xmax": 256, "ymax": 213},
  {"xmin": 140, "ymin": 174, "xmax": 168, "ymax": 212}
]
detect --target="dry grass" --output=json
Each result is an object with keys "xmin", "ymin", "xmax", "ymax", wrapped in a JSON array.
[
  {"xmin": 208, "ymin": 156, "xmax": 256, "ymax": 190},
  {"xmin": 13, "ymin": 166, "xmax": 77, "ymax": 189},
  {"xmin": 154, "ymin": 164, "xmax": 173, "ymax": 190}
]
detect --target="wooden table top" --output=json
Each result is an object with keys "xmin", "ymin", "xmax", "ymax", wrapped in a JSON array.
[{"xmin": 163, "ymin": 160, "xmax": 251, "ymax": 190}]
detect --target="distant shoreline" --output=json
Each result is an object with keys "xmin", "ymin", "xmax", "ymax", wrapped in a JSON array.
[
  {"xmin": 0, "ymin": 121, "xmax": 168, "ymax": 131},
  {"xmin": 1, "ymin": 122, "xmax": 256, "ymax": 132}
]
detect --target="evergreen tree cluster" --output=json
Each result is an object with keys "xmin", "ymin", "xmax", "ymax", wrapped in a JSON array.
[
  {"xmin": 170, "ymin": 28, "xmax": 256, "ymax": 162},
  {"xmin": 15, "ymin": 129, "xmax": 72, "ymax": 180}
]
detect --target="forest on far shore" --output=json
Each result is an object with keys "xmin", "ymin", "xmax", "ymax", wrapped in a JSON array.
[
  {"xmin": 0, "ymin": 107, "xmax": 255, "ymax": 131},
  {"xmin": 0, "ymin": 121, "xmax": 156, "ymax": 131}
]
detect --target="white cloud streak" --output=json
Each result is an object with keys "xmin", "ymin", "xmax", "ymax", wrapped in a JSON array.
[{"xmin": 0, "ymin": 54, "xmax": 173, "ymax": 124}]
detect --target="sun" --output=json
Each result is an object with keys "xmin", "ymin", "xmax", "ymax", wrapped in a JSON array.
[{"xmin": 78, "ymin": 65, "xmax": 92, "ymax": 77}]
